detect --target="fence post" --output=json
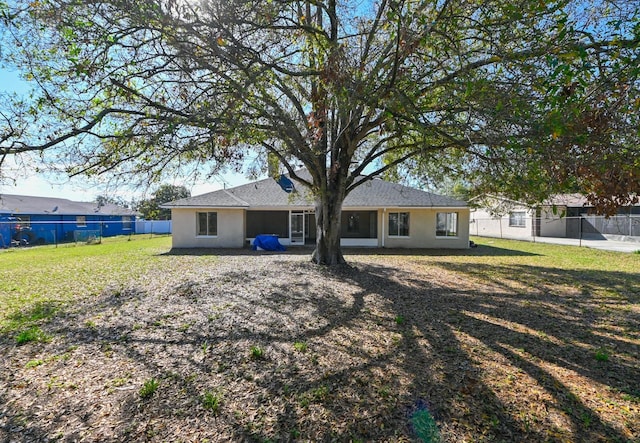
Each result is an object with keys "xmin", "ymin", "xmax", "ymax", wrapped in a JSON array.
[
  {"xmin": 579, "ymin": 216, "xmax": 583, "ymax": 247},
  {"xmin": 531, "ymin": 215, "xmax": 535, "ymax": 242}
]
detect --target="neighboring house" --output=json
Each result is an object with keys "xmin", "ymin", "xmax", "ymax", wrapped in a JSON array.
[
  {"xmin": 540, "ymin": 194, "xmax": 640, "ymax": 239},
  {"xmin": 470, "ymin": 194, "xmax": 640, "ymax": 240},
  {"xmin": 0, "ymin": 194, "xmax": 137, "ymax": 247},
  {"xmin": 162, "ymin": 172, "xmax": 470, "ymax": 249},
  {"xmin": 469, "ymin": 195, "xmax": 537, "ymax": 239}
]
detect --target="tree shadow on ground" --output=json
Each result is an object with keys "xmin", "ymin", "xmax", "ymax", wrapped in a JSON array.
[
  {"xmin": 163, "ymin": 246, "xmax": 314, "ymax": 257},
  {"xmin": 0, "ymin": 255, "xmax": 637, "ymax": 442},
  {"xmin": 347, "ymin": 244, "xmax": 541, "ymax": 258},
  {"xmin": 336, "ymin": 261, "xmax": 638, "ymax": 441},
  {"xmin": 163, "ymin": 244, "xmax": 540, "ymax": 258}
]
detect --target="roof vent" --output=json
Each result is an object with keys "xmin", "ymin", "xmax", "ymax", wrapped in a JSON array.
[{"xmin": 276, "ymin": 174, "xmax": 295, "ymax": 193}]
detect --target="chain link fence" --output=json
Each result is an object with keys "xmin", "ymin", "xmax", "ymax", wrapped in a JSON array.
[
  {"xmin": 0, "ymin": 220, "xmax": 121, "ymax": 249},
  {"xmin": 0, "ymin": 219, "xmax": 174, "ymax": 249},
  {"xmin": 471, "ymin": 214, "xmax": 640, "ymax": 242}
]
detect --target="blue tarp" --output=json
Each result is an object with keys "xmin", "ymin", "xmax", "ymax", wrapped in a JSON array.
[{"xmin": 252, "ymin": 234, "xmax": 286, "ymax": 251}]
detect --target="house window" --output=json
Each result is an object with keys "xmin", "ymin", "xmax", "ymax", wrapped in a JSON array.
[
  {"xmin": 76, "ymin": 215, "xmax": 87, "ymax": 227},
  {"xmin": 509, "ymin": 211, "xmax": 526, "ymax": 227},
  {"xmin": 436, "ymin": 212, "xmax": 458, "ymax": 237},
  {"xmin": 122, "ymin": 216, "xmax": 132, "ymax": 230},
  {"xmin": 197, "ymin": 212, "xmax": 217, "ymax": 236},
  {"xmin": 15, "ymin": 215, "xmax": 30, "ymax": 227},
  {"xmin": 388, "ymin": 212, "xmax": 410, "ymax": 237}
]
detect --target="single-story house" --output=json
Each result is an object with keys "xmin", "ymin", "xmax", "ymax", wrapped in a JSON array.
[
  {"xmin": 0, "ymin": 194, "xmax": 137, "ymax": 247},
  {"xmin": 468, "ymin": 195, "xmax": 537, "ymax": 238},
  {"xmin": 470, "ymin": 194, "xmax": 640, "ymax": 240},
  {"xmin": 541, "ymin": 194, "xmax": 640, "ymax": 239},
  {"xmin": 162, "ymin": 172, "xmax": 470, "ymax": 249}
]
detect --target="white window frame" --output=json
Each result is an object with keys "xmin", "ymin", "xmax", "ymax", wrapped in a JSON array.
[
  {"xmin": 16, "ymin": 215, "xmax": 31, "ymax": 227},
  {"xmin": 509, "ymin": 211, "xmax": 526, "ymax": 227},
  {"xmin": 122, "ymin": 216, "xmax": 132, "ymax": 230},
  {"xmin": 196, "ymin": 212, "xmax": 218, "ymax": 237},
  {"xmin": 388, "ymin": 212, "xmax": 410, "ymax": 237},
  {"xmin": 436, "ymin": 212, "xmax": 458, "ymax": 237},
  {"xmin": 76, "ymin": 215, "xmax": 87, "ymax": 228}
]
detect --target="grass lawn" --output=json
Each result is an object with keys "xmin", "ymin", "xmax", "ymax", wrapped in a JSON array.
[
  {"xmin": 0, "ymin": 235, "xmax": 173, "ymax": 332},
  {"xmin": 0, "ymin": 236, "xmax": 638, "ymax": 442}
]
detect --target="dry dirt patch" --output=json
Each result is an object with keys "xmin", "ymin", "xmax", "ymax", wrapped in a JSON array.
[{"xmin": 1, "ymin": 249, "xmax": 638, "ymax": 442}]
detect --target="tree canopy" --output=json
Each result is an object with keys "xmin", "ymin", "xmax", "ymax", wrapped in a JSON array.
[
  {"xmin": 0, "ymin": 0, "xmax": 638, "ymax": 263},
  {"xmin": 95, "ymin": 194, "xmax": 130, "ymax": 208},
  {"xmin": 135, "ymin": 184, "xmax": 190, "ymax": 220}
]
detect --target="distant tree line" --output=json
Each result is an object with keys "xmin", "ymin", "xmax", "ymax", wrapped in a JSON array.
[{"xmin": 96, "ymin": 184, "xmax": 190, "ymax": 220}]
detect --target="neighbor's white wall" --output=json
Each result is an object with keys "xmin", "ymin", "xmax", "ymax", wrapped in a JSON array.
[
  {"xmin": 470, "ymin": 207, "xmax": 535, "ymax": 239},
  {"xmin": 170, "ymin": 208, "xmax": 245, "ymax": 248},
  {"xmin": 382, "ymin": 208, "xmax": 470, "ymax": 249},
  {"xmin": 539, "ymin": 206, "xmax": 567, "ymax": 237}
]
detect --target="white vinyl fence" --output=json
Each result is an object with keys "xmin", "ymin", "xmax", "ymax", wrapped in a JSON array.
[{"xmin": 135, "ymin": 220, "xmax": 172, "ymax": 234}]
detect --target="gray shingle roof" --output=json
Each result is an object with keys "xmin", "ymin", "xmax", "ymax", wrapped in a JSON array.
[
  {"xmin": 164, "ymin": 172, "xmax": 467, "ymax": 209},
  {"xmin": 0, "ymin": 194, "xmax": 136, "ymax": 216},
  {"xmin": 544, "ymin": 194, "xmax": 590, "ymax": 207},
  {"xmin": 473, "ymin": 193, "xmax": 640, "ymax": 209}
]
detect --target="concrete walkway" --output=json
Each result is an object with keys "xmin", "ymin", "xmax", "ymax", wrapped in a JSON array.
[{"xmin": 474, "ymin": 235, "xmax": 640, "ymax": 253}]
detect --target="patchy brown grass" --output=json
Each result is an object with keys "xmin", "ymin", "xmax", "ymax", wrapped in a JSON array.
[{"xmin": 1, "ymin": 238, "xmax": 639, "ymax": 442}]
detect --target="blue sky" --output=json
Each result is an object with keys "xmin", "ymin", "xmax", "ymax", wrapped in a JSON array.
[{"xmin": 0, "ymin": 68, "xmax": 250, "ymax": 202}]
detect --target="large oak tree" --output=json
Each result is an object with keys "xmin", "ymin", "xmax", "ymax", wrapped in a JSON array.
[{"xmin": 0, "ymin": 0, "xmax": 638, "ymax": 264}]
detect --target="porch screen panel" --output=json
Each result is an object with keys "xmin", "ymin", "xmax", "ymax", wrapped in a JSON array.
[
  {"xmin": 306, "ymin": 213, "xmax": 317, "ymax": 241},
  {"xmin": 246, "ymin": 211, "xmax": 288, "ymax": 238}
]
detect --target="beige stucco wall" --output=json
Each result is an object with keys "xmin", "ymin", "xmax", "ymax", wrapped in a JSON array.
[
  {"xmin": 171, "ymin": 207, "xmax": 469, "ymax": 249},
  {"xmin": 380, "ymin": 208, "xmax": 470, "ymax": 249},
  {"xmin": 170, "ymin": 208, "xmax": 246, "ymax": 248}
]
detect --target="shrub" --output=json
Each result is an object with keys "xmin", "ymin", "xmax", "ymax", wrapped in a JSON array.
[
  {"xmin": 139, "ymin": 378, "xmax": 159, "ymax": 399},
  {"xmin": 293, "ymin": 341, "xmax": 308, "ymax": 353},
  {"xmin": 594, "ymin": 348, "xmax": 609, "ymax": 362},
  {"xmin": 250, "ymin": 345, "xmax": 265, "ymax": 360},
  {"xmin": 16, "ymin": 327, "xmax": 48, "ymax": 345},
  {"xmin": 201, "ymin": 390, "xmax": 223, "ymax": 413}
]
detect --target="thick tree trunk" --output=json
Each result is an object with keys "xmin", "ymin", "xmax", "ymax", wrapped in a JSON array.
[{"xmin": 311, "ymin": 189, "xmax": 346, "ymax": 266}]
